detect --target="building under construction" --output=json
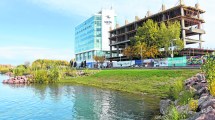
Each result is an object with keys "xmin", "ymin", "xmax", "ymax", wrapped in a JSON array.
[{"xmin": 109, "ymin": 0, "xmax": 211, "ymax": 61}]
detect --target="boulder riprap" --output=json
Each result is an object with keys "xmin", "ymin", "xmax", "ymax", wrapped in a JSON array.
[
  {"xmin": 2, "ymin": 76, "xmax": 30, "ymax": 84},
  {"xmin": 160, "ymin": 99, "xmax": 172, "ymax": 115},
  {"xmin": 159, "ymin": 73, "xmax": 215, "ymax": 119}
]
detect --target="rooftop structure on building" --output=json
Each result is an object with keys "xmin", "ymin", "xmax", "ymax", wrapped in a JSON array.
[
  {"xmin": 75, "ymin": 8, "xmax": 117, "ymax": 63},
  {"xmin": 109, "ymin": 0, "xmax": 208, "ymax": 61}
]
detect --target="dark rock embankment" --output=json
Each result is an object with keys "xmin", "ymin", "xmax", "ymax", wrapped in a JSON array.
[{"xmin": 160, "ymin": 73, "xmax": 215, "ymax": 120}]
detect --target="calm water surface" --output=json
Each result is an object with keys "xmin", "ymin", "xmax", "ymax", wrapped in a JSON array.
[{"xmin": 0, "ymin": 75, "xmax": 159, "ymax": 120}]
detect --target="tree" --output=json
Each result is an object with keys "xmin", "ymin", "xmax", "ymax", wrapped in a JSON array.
[
  {"xmin": 32, "ymin": 59, "xmax": 69, "ymax": 70},
  {"xmin": 13, "ymin": 65, "xmax": 26, "ymax": 76},
  {"xmin": 134, "ymin": 41, "xmax": 159, "ymax": 59},
  {"xmin": 93, "ymin": 56, "xmax": 99, "ymax": 68},
  {"xmin": 93, "ymin": 56, "xmax": 105, "ymax": 68},
  {"xmin": 159, "ymin": 21, "xmax": 184, "ymax": 57},
  {"xmin": 123, "ymin": 46, "xmax": 136, "ymax": 60},
  {"xmin": 133, "ymin": 20, "xmax": 160, "ymax": 59},
  {"xmin": 98, "ymin": 56, "xmax": 105, "ymax": 68},
  {"xmin": 126, "ymin": 19, "xmax": 184, "ymax": 59}
]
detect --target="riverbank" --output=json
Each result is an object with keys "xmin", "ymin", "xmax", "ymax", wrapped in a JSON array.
[{"xmin": 59, "ymin": 69, "xmax": 200, "ymax": 98}]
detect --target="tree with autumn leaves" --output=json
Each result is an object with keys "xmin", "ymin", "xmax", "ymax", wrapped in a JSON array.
[
  {"xmin": 123, "ymin": 19, "xmax": 184, "ymax": 60},
  {"xmin": 93, "ymin": 56, "xmax": 106, "ymax": 68}
]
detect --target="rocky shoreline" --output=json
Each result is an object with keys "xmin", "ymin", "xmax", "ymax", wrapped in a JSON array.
[
  {"xmin": 2, "ymin": 75, "xmax": 32, "ymax": 84},
  {"xmin": 159, "ymin": 73, "xmax": 215, "ymax": 119}
]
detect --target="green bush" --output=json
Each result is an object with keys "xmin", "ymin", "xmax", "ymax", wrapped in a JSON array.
[
  {"xmin": 163, "ymin": 106, "xmax": 187, "ymax": 120},
  {"xmin": 188, "ymin": 99, "xmax": 198, "ymax": 111},
  {"xmin": 178, "ymin": 90, "xmax": 194, "ymax": 105},
  {"xmin": 13, "ymin": 66, "xmax": 26, "ymax": 76},
  {"xmin": 48, "ymin": 66, "xmax": 62, "ymax": 82},
  {"xmin": 32, "ymin": 66, "xmax": 62, "ymax": 83},
  {"xmin": 32, "ymin": 70, "xmax": 49, "ymax": 83},
  {"xmin": 202, "ymin": 55, "xmax": 215, "ymax": 96},
  {"xmin": 0, "ymin": 68, "xmax": 10, "ymax": 74},
  {"xmin": 168, "ymin": 80, "xmax": 183, "ymax": 100},
  {"xmin": 64, "ymin": 68, "xmax": 78, "ymax": 77}
]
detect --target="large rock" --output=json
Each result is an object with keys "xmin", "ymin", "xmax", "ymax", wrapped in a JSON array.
[
  {"xmin": 176, "ymin": 104, "xmax": 189, "ymax": 113},
  {"xmin": 195, "ymin": 108, "xmax": 215, "ymax": 120},
  {"xmin": 193, "ymin": 83, "xmax": 207, "ymax": 91},
  {"xmin": 160, "ymin": 99, "xmax": 172, "ymax": 115},
  {"xmin": 2, "ymin": 76, "xmax": 29, "ymax": 84},
  {"xmin": 188, "ymin": 112, "xmax": 202, "ymax": 120},
  {"xmin": 199, "ymin": 98, "xmax": 215, "ymax": 110},
  {"xmin": 188, "ymin": 106, "xmax": 215, "ymax": 120},
  {"xmin": 198, "ymin": 96, "xmax": 210, "ymax": 107},
  {"xmin": 196, "ymin": 87, "xmax": 208, "ymax": 97},
  {"xmin": 196, "ymin": 73, "xmax": 206, "ymax": 81}
]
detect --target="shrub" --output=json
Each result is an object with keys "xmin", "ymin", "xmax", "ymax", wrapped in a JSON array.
[
  {"xmin": 202, "ymin": 55, "xmax": 215, "ymax": 96},
  {"xmin": 33, "ymin": 70, "xmax": 49, "ymax": 83},
  {"xmin": 13, "ymin": 66, "xmax": 26, "ymax": 76},
  {"xmin": 163, "ymin": 106, "xmax": 187, "ymax": 120},
  {"xmin": 48, "ymin": 66, "xmax": 62, "ymax": 82},
  {"xmin": 168, "ymin": 80, "xmax": 183, "ymax": 100},
  {"xmin": 32, "ymin": 66, "xmax": 62, "ymax": 83},
  {"xmin": 63, "ymin": 67, "xmax": 78, "ymax": 77},
  {"xmin": 210, "ymin": 82, "xmax": 215, "ymax": 96},
  {"xmin": 178, "ymin": 90, "xmax": 194, "ymax": 105},
  {"xmin": 188, "ymin": 99, "xmax": 198, "ymax": 111},
  {"xmin": 0, "ymin": 68, "xmax": 11, "ymax": 74}
]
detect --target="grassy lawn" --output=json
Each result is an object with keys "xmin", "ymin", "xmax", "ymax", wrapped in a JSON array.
[{"xmin": 59, "ymin": 69, "xmax": 200, "ymax": 98}]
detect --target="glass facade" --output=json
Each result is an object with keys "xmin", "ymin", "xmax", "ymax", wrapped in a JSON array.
[
  {"xmin": 75, "ymin": 9, "xmax": 116, "ymax": 63},
  {"xmin": 75, "ymin": 15, "xmax": 103, "ymax": 62}
]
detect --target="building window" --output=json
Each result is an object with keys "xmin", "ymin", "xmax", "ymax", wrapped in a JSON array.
[{"xmin": 96, "ymin": 28, "xmax": 101, "ymax": 31}]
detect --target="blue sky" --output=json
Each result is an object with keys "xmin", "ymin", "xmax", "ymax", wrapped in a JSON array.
[{"xmin": 0, "ymin": 0, "xmax": 214, "ymax": 65}]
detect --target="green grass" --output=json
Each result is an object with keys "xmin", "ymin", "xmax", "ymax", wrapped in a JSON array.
[{"xmin": 59, "ymin": 69, "xmax": 200, "ymax": 98}]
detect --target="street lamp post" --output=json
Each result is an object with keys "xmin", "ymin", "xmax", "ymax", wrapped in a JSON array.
[
  {"xmin": 119, "ymin": 50, "xmax": 123, "ymax": 67},
  {"xmin": 140, "ymin": 44, "xmax": 145, "ymax": 67},
  {"xmin": 171, "ymin": 40, "xmax": 176, "ymax": 67},
  {"xmin": 141, "ymin": 45, "xmax": 143, "ymax": 63}
]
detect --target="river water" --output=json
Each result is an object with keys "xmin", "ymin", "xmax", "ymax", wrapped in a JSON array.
[{"xmin": 0, "ymin": 75, "xmax": 159, "ymax": 120}]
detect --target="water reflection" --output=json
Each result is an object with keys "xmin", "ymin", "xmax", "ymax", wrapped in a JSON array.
[{"xmin": 0, "ymin": 75, "xmax": 159, "ymax": 120}]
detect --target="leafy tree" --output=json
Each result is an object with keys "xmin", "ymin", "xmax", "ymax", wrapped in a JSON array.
[
  {"xmin": 202, "ymin": 55, "xmax": 215, "ymax": 96},
  {"xmin": 98, "ymin": 56, "xmax": 105, "ymax": 68},
  {"xmin": 33, "ymin": 70, "xmax": 49, "ymax": 83},
  {"xmin": 32, "ymin": 59, "xmax": 69, "ymax": 70},
  {"xmin": 159, "ymin": 21, "xmax": 184, "ymax": 57},
  {"xmin": 123, "ymin": 19, "xmax": 183, "ymax": 59},
  {"xmin": 48, "ymin": 66, "xmax": 62, "ymax": 82},
  {"xmin": 93, "ymin": 56, "xmax": 99, "ymax": 68},
  {"xmin": 123, "ymin": 46, "xmax": 136, "ymax": 61},
  {"xmin": 93, "ymin": 56, "xmax": 105, "ymax": 68},
  {"xmin": 135, "ymin": 19, "xmax": 160, "ymax": 47},
  {"xmin": 13, "ymin": 65, "xmax": 26, "ymax": 76}
]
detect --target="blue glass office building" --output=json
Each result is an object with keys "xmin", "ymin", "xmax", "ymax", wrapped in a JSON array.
[{"xmin": 75, "ymin": 9, "xmax": 117, "ymax": 63}]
